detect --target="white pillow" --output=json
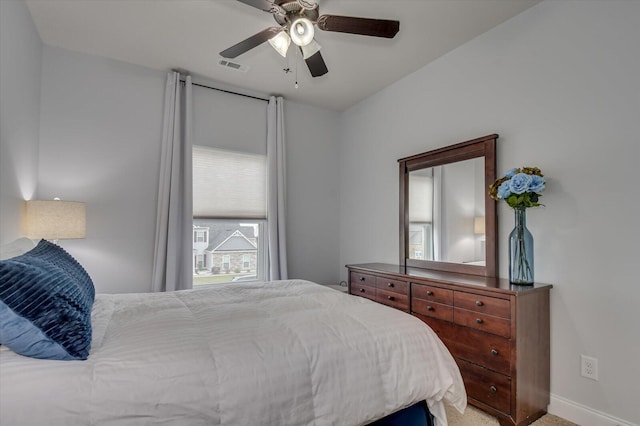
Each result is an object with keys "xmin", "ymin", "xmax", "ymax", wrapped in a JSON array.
[{"xmin": 0, "ymin": 238, "xmax": 37, "ymax": 260}]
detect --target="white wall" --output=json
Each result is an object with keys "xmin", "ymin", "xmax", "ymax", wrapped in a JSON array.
[
  {"xmin": 338, "ymin": 1, "xmax": 639, "ymax": 424},
  {"xmin": 284, "ymin": 100, "xmax": 340, "ymax": 285},
  {"xmin": 36, "ymin": 45, "xmax": 341, "ymax": 293},
  {"xmin": 38, "ymin": 46, "xmax": 166, "ymax": 294},
  {"xmin": 0, "ymin": 0, "xmax": 42, "ymax": 243}
]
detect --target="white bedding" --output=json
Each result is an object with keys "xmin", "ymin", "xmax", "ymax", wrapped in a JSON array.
[{"xmin": 0, "ymin": 280, "xmax": 465, "ymax": 425}]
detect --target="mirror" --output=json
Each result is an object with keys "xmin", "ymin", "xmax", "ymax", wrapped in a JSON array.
[{"xmin": 399, "ymin": 134, "xmax": 497, "ymax": 277}]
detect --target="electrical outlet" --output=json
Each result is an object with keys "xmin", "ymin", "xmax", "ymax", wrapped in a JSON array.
[{"xmin": 581, "ymin": 355, "xmax": 599, "ymax": 380}]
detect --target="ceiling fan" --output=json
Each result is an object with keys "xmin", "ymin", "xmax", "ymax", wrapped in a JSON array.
[{"xmin": 220, "ymin": 0, "xmax": 400, "ymax": 77}]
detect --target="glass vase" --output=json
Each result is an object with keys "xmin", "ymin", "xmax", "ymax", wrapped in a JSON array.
[{"xmin": 509, "ymin": 207, "xmax": 534, "ymax": 285}]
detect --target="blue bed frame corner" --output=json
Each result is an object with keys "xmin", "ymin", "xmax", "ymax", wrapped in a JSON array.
[{"xmin": 367, "ymin": 401, "xmax": 435, "ymax": 426}]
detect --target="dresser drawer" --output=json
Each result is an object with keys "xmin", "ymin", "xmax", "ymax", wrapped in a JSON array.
[
  {"xmin": 350, "ymin": 272, "xmax": 376, "ymax": 288},
  {"xmin": 455, "ymin": 292, "xmax": 511, "ymax": 319},
  {"xmin": 412, "ymin": 299, "xmax": 453, "ymax": 321},
  {"xmin": 454, "ymin": 309, "xmax": 511, "ymax": 338},
  {"xmin": 446, "ymin": 327, "xmax": 511, "ymax": 376},
  {"xmin": 376, "ymin": 277, "xmax": 408, "ymax": 295},
  {"xmin": 457, "ymin": 358, "xmax": 511, "ymax": 415},
  {"xmin": 413, "ymin": 313, "xmax": 448, "ymax": 339},
  {"xmin": 350, "ymin": 282, "xmax": 376, "ymax": 301},
  {"xmin": 376, "ymin": 288, "xmax": 409, "ymax": 311},
  {"xmin": 412, "ymin": 283, "xmax": 453, "ymax": 305},
  {"xmin": 414, "ymin": 315, "xmax": 511, "ymax": 375}
]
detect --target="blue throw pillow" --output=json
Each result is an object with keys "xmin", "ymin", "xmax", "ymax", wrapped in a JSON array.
[{"xmin": 0, "ymin": 240, "xmax": 94, "ymax": 360}]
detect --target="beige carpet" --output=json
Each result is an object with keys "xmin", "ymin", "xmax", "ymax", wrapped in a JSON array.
[{"xmin": 445, "ymin": 404, "xmax": 579, "ymax": 426}]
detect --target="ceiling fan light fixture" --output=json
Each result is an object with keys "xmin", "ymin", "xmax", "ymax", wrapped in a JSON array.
[
  {"xmin": 289, "ymin": 17, "xmax": 314, "ymax": 47},
  {"xmin": 220, "ymin": 2, "xmax": 401, "ymax": 78},
  {"xmin": 268, "ymin": 31, "xmax": 291, "ymax": 57}
]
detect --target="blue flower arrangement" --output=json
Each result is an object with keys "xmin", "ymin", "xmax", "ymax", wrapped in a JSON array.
[{"xmin": 489, "ymin": 166, "xmax": 545, "ymax": 209}]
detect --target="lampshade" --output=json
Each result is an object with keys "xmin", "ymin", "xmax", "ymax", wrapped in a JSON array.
[
  {"xmin": 474, "ymin": 216, "xmax": 486, "ymax": 235},
  {"xmin": 289, "ymin": 17, "xmax": 314, "ymax": 47},
  {"xmin": 25, "ymin": 200, "xmax": 86, "ymax": 240},
  {"xmin": 268, "ymin": 31, "xmax": 291, "ymax": 57}
]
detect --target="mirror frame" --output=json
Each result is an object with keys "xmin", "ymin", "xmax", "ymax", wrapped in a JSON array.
[{"xmin": 399, "ymin": 134, "xmax": 498, "ymax": 277}]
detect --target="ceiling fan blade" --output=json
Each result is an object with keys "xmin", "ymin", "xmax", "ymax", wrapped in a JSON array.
[
  {"xmin": 317, "ymin": 15, "xmax": 399, "ymax": 38},
  {"xmin": 302, "ymin": 48, "xmax": 328, "ymax": 77},
  {"xmin": 220, "ymin": 27, "xmax": 283, "ymax": 59}
]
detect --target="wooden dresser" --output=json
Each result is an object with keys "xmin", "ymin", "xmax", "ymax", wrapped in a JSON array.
[{"xmin": 347, "ymin": 263, "xmax": 552, "ymax": 426}]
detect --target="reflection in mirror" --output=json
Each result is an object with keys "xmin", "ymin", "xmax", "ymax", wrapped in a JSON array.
[
  {"xmin": 399, "ymin": 134, "xmax": 497, "ymax": 277},
  {"xmin": 408, "ymin": 157, "xmax": 486, "ymax": 265}
]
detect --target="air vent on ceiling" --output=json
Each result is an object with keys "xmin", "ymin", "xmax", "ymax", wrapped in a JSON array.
[{"xmin": 218, "ymin": 59, "xmax": 249, "ymax": 73}]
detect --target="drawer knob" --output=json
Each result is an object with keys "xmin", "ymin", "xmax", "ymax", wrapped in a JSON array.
[
  {"xmin": 387, "ymin": 296, "xmax": 395, "ymax": 301},
  {"xmin": 427, "ymin": 306, "xmax": 434, "ymax": 311},
  {"xmin": 387, "ymin": 282, "xmax": 394, "ymax": 287},
  {"xmin": 427, "ymin": 291, "xmax": 433, "ymax": 296},
  {"xmin": 476, "ymin": 318, "xmax": 484, "ymax": 324},
  {"xmin": 491, "ymin": 349, "xmax": 499, "ymax": 356},
  {"xmin": 490, "ymin": 386, "xmax": 497, "ymax": 393},
  {"xmin": 475, "ymin": 300, "xmax": 484, "ymax": 307},
  {"xmin": 359, "ymin": 277, "xmax": 366, "ymax": 281},
  {"xmin": 359, "ymin": 288, "xmax": 365, "ymax": 293}
]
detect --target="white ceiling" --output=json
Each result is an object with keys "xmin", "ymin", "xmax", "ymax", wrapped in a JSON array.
[{"xmin": 25, "ymin": 0, "xmax": 540, "ymax": 111}]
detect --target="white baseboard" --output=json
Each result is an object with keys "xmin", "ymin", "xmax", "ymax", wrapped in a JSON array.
[{"xmin": 549, "ymin": 394, "xmax": 638, "ymax": 426}]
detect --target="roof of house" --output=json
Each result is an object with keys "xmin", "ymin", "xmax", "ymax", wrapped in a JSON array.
[
  {"xmin": 212, "ymin": 230, "xmax": 257, "ymax": 252},
  {"xmin": 193, "ymin": 219, "xmax": 257, "ymax": 252}
]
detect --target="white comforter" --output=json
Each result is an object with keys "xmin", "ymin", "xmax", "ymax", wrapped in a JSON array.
[{"xmin": 0, "ymin": 280, "xmax": 465, "ymax": 426}]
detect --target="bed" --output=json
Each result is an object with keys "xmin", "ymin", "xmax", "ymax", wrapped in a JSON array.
[{"xmin": 0, "ymin": 240, "xmax": 466, "ymax": 425}]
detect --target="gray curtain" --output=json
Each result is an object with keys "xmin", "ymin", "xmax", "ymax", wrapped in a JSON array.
[
  {"xmin": 267, "ymin": 96, "xmax": 288, "ymax": 280},
  {"xmin": 151, "ymin": 72, "xmax": 193, "ymax": 292}
]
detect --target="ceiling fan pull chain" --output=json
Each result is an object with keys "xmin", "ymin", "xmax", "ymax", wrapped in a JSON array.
[{"xmin": 294, "ymin": 49, "xmax": 299, "ymax": 89}]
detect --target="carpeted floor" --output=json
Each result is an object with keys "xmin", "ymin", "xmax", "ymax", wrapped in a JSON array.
[{"xmin": 445, "ymin": 404, "xmax": 579, "ymax": 426}]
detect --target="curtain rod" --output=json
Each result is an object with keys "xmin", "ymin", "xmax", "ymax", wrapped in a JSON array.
[{"xmin": 179, "ymin": 77, "xmax": 269, "ymax": 103}]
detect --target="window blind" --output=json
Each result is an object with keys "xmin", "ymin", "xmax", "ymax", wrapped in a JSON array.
[
  {"xmin": 193, "ymin": 145, "xmax": 266, "ymax": 219},
  {"xmin": 192, "ymin": 85, "xmax": 266, "ymax": 155},
  {"xmin": 409, "ymin": 174, "xmax": 433, "ymax": 223}
]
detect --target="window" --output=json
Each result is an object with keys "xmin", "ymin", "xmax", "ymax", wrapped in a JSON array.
[
  {"xmin": 409, "ymin": 223, "xmax": 433, "ymax": 261},
  {"xmin": 194, "ymin": 230, "xmax": 207, "ymax": 243},
  {"xmin": 408, "ymin": 168, "xmax": 435, "ymax": 262},
  {"xmin": 191, "ymin": 85, "xmax": 267, "ymax": 287},
  {"xmin": 192, "ymin": 147, "xmax": 267, "ymax": 286}
]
